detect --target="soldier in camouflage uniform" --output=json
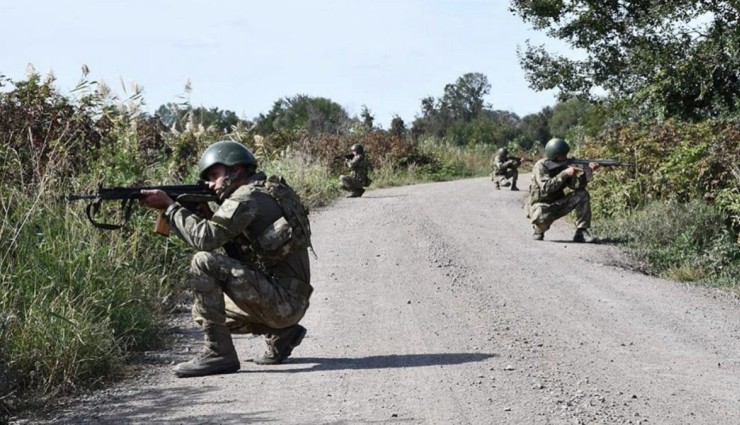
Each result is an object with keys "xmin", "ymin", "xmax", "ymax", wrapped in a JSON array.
[
  {"xmin": 491, "ymin": 147, "xmax": 521, "ymax": 191},
  {"xmin": 527, "ymin": 138, "xmax": 599, "ymax": 243},
  {"xmin": 140, "ymin": 140, "xmax": 313, "ymax": 377},
  {"xmin": 340, "ymin": 144, "xmax": 371, "ymax": 198}
]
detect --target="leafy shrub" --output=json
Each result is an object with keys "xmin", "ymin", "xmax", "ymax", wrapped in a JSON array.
[{"xmin": 599, "ymin": 200, "xmax": 740, "ymax": 287}]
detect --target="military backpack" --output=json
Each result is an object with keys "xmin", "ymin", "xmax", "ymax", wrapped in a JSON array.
[{"xmin": 252, "ymin": 175, "xmax": 313, "ymax": 260}]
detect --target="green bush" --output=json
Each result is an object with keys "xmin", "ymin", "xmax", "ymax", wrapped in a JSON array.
[{"xmin": 599, "ymin": 200, "xmax": 740, "ymax": 287}]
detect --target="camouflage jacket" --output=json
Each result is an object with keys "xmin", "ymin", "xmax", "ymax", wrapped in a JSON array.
[
  {"xmin": 348, "ymin": 154, "xmax": 370, "ymax": 186},
  {"xmin": 493, "ymin": 153, "xmax": 519, "ymax": 174},
  {"xmin": 163, "ymin": 172, "xmax": 310, "ymax": 284},
  {"xmin": 528, "ymin": 158, "xmax": 588, "ymax": 205}
]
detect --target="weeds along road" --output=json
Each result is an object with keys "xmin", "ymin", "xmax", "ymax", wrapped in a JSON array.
[{"xmin": 23, "ymin": 176, "xmax": 740, "ymax": 425}]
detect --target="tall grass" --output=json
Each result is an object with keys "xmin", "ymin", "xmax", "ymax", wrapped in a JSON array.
[
  {"xmin": 598, "ymin": 200, "xmax": 740, "ymax": 288},
  {"xmin": 370, "ymin": 140, "xmax": 495, "ymax": 187}
]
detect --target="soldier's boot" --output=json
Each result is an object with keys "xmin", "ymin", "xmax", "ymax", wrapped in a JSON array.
[
  {"xmin": 174, "ymin": 324, "xmax": 240, "ymax": 378},
  {"xmin": 254, "ymin": 324, "xmax": 307, "ymax": 365},
  {"xmin": 532, "ymin": 223, "xmax": 546, "ymax": 240},
  {"xmin": 501, "ymin": 180, "xmax": 511, "ymax": 187},
  {"xmin": 510, "ymin": 184, "xmax": 519, "ymax": 191},
  {"xmin": 347, "ymin": 188, "xmax": 364, "ymax": 198},
  {"xmin": 494, "ymin": 182, "xmax": 501, "ymax": 190},
  {"xmin": 573, "ymin": 228, "xmax": 598, "ymax": 243}
]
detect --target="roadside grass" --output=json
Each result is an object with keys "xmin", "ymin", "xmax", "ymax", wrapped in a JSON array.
[
  {"xmin": 597, "ymin": 200, "xmax": 740, "ymax": 290},
  {"xmin": 1, "ymin": 183, "xmax": 190, "ymax": 417},
  {"xmin": 371, "ymin": 141, "xmax": 493, "ymax": 188}
]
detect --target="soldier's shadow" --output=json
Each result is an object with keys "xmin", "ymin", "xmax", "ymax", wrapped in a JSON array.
[{"xmin": 250, "ymin": 352, "xmax": 497, "ymax": 373}]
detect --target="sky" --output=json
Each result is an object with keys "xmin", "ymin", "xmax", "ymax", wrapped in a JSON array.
[{"xmin": 1, "ymin": 0, "xmax": 571, "ymax": 128}]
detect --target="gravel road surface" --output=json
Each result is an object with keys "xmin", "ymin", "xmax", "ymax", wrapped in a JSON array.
[{"xmin": 16, "ymin": 176, "xmax": 740, "ymax": 424}]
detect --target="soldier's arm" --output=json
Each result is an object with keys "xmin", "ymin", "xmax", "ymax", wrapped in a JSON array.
[
  {"xmin": 164, "ymin": 195, "xmax": 256, "ymax": 251},
  {"xmin": 534, "ymin": 162, "xmax": 569, "ymax": 194}
]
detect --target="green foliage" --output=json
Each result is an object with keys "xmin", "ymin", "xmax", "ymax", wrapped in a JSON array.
[
  {"xmin": 584, "ymin": 120, "xmax": 740, "ymax": 221},
  {"xmin": 1, "ymin": 187, "xmax": 181, "ymax": 414},
  {"xmin": 412, "ymin": 72, "xmax": 492, "ymax": 139},
  {"xmin": 389, "ymin": 115, "xmax": 407, "ymax": 138},
  {"xmin": 510, "ymin": 0, "xmax": 740, "ymax": 120},
  {"xmin": 254, "ymin": 95, "xmax": 350, "ymax": 137},
  {"xmin": 549, "ymin": 98, "xmax": 596, "ymax": 138},
  {"xmin": 441, "ymin": 72, "xmax": 491, "ymax": 123},
  {"xmin": 599, "ymin": 200, "xmax": 739, "ymax": 288},
  {"xmin": 155, "ymin": 103, "xmax": 251, "ymax": 133}
]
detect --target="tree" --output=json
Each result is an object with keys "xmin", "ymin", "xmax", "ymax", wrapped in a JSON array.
[
  {"xmin": 412, "ymin": 73, "xmax": 492, "ymax": 140},
  {"xmin": 548, "ymin": 98, "xmax": 593, "ymax": 138},
  {"xmin": 441, "ymin": 72, "xmax": 491, "ymax": 123},
  {"xmin": 510, "ymin": 0, "xmax": 740, "ymax": 120},
  {"xmin": 389, "ymin": 115, "xmax": 407, "ymax": 138},
  {"xmin": 155, "ymin": 103, "xmax": 249, "ymax": 133},
  {"xmin": 515, "ymin": 107, "xmax": 553, "ymax": 150},
  {"xmin": 360, "ymin": 105, "xmax": 375, "ymax": 132},
  {"xmin": 254, "ymin": 95, "xmax": 350, "ymax": 136}
]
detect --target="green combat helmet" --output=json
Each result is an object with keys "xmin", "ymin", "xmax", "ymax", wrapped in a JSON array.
[
  {"xmin": 199, "ymin": 140, "xmax": 258, "ymax": 180},
  {"xmin": 497, "ymin": 147, "xmax": 508, "ymax": 156},
  {"xmin": 544, "ymin": 137, "xmax": 570, "ymax": 160},
  {"xmin": 351, "ymin": 144, "xmax": 364, "ymax": 155}
]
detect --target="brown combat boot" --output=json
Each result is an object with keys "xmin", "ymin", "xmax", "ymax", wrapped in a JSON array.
[
  {"xmin": 254, "ymin": 325, "xmax": 307, "ymax": 365},
  {"xmin": 174, "ymin": 324, "xmax": 240, "ymax": 377}
]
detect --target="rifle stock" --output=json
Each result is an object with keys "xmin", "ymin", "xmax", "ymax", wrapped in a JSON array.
[{"xmin": 66, "ymin": 184, "xmax": 217, "ymax": 231}]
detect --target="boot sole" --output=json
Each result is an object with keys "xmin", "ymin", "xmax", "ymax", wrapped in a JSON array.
[{"xmin": 174, "ymin": 362, "xmax": 240, "ymax": 378}]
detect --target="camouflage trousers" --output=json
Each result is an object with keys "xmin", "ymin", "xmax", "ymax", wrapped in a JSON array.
[
  {"xmin": 189, "ymin": 251, "xmax": 309, "ymax": 333},
  {"xmin": 492, "ymin": 168, "xmax": 518, "ymax": 186},
  {"xmin": 340, "ymin": 175, "xmax": 364, "ymax": 191},
  {"xmin": 529, "ymin": 189, "xmax": 591, "ymax": 233}
]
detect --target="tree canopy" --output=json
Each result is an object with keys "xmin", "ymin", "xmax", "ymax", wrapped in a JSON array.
[
  {"xmin": 510, "ymin": 0, "xmax": 740, "ymax": 121},
  {"xmin": 254, "ymin": 95, "xmax": 350, "ymax": 137}
]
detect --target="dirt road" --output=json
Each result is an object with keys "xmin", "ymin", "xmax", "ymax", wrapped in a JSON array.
[{"xmin": 20, "ymin": 176, "xmax": 740, "ymax": 424}]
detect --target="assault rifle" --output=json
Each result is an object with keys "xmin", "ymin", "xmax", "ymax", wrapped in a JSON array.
[
  {"xmin": 543, "ymin": 158, "xmax": 633, "ymax": 172},
  {"xmin": 334, "ymin": 153, "xmax": 354, "ymax": 161},
  {"xmin": 66, "ymin": 183, "xmax": 217, "ymax": 231}
]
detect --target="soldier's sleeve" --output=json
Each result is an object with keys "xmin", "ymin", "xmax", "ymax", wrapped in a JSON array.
[
  {"xmin": 164, "ymin": 196, "xmax": 257, "ymax": 251},
  {"xmin": 533, "ymin": 161, "xmax": 568, "ymax": 194},
  {"xmin": 566, "ymin": 173, "xmax": 589, "ymax": 190},
  {"xmin": 348, "ymin": 155, "xmax": 362, "ymax": 170}
]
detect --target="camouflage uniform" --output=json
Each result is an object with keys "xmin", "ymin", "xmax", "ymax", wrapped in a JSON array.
[
  {"xmin": 340, "ymin": 154, "xmax": 370, "ymax": 196},
  {"xmin": 527, "ymin": 158, "xmax": 592, "ymax": 235},
  {"xmin": 164, "ymin": 171, "xmax": 312, "ymax": 335},
  {"xmin": 492, "ymin": 152, "xmax": 520, "ymax": 189}
]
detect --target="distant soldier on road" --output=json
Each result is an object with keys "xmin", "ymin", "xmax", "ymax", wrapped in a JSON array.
[
  {"xmin": 491, "ymin": 147, "xmax": 521, "ymax": 191},
  {"xmin": 340, "ymin": 144, "xmax": 371, "ymax": 198},
  {"xmin": 527, "ymin": 138, "xmax": 600, "ymax": 243}
]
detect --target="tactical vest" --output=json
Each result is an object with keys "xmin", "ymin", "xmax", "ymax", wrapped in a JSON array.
[{"xmin": 250, "ymin": 175, "xmax": 313, "ymax": 261}]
